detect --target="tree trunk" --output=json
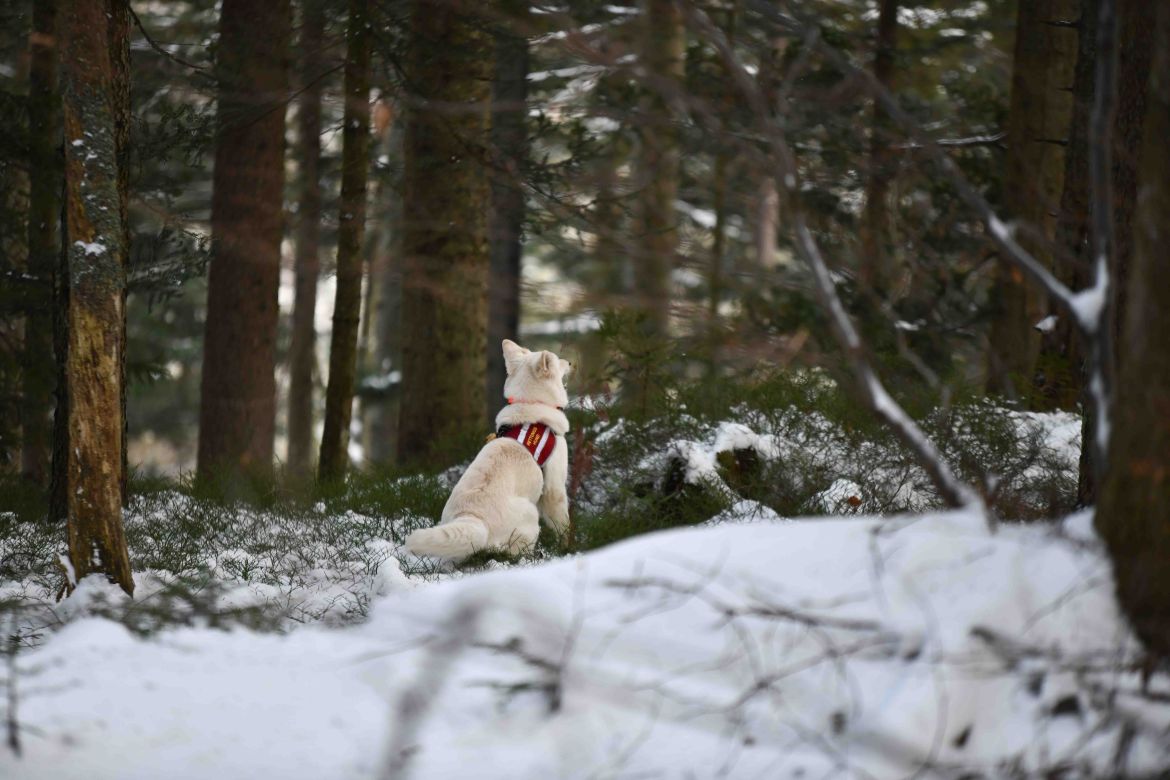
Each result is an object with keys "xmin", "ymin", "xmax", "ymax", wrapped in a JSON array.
[
  {"xmin": 319, "ymin": 0, "xmax": 373, "ymax": 483},
  {"xmin": 286, "ymin": 0, "xmax": 327, "ymax": 478},
  {"xmin": 197, "ymin": 0, "xmax": 291, "ymax": 484},
  {"xmin": 1048, "ymin": 0, "xmax": 1096, "ymax": 418},
  {"xmin": 1051, "ymin": 0, "xmax": 1154, "ymax": 504},
  {"xmin": 632, "ymin": 0, "xmax": 684, "ymax": 335},
  {"xmin": 1, "ymin": 92, "xmax": 29, "ymax": 476},
  {"xmin": 21, "ymin": 0, "xmax": 59, "ymax": 485},
  {"xmin": 1107, "ymin": 0, "xmax": 1155, "ymax": 355},
  {"xmin": 486, "ymin": 4, "xmax": 529, "ymax": 423},
  {"xmin": 986, "ymin": 0, "xmax": 1077, "ymax": 401},
  {"xmin": 707, "ymin": 152, "xmax": 727, "ymax": 374},
  {"xmin": 754, "ymin": 176, "xmax": 778, "ymax": 269},
  {"xmin": 397, "ymin": 4, "xmax": 493, "ymax": 470},
  {"xmin": 858, "ymin": 0, "xmax": 899, "ymax": 295},
  {"xmin": 1096, "ymin": 0, "xmax": 1170, "ymax": 660},
  {"xmin": 53, "ymin": 0, "xmax": 133, "ymax": 595},
  {"xmin": 363, "ymin": 115, "xmax": 404, "ymax": 467},
  {"xmin": 108, "ymin": 0, "xmax": 130, "ymax": 506}
]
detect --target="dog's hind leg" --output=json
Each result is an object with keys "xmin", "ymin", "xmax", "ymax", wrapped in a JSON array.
[
  {"xmin": 405, "ymin": 517, "xmax": 489, "ymax": 560},
  {"xmin": 502, "ymin": 499, "xmax": 540, "ymax": 554}
]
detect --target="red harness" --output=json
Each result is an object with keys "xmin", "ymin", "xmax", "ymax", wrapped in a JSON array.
[{"xmin": 497, "ymin": 422, "xmax": 556, "ymax": 467}]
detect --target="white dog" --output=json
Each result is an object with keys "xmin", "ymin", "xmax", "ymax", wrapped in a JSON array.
[{"xmin": 405, "ymin": 340, "xmax": 571, "ymax": 560}]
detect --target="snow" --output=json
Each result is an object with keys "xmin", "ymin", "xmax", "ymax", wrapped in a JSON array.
[
  {"xmin": 1035, "ymin": 314, "xmax": 1058, "ymax": 333},
  {"xmin": 519, "ymin": 313, "xmax": 601, "ymax": 337},
  {"xmin": 4, "ymin": 510, "xmax": 1167, "ymax": 778},
  {"xmin": 1070, "ymin": 280, "xmax": 1108, "ymax": 333},
  {"xmin": 73, "ymin": 240, "xmax": 106, "ymax": 257}
]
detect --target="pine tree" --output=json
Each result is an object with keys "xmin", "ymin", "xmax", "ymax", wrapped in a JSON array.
[
  {"xmin": 397, "ymin": 3, "xmax": 493, "ymax": 469},
  {"xmin": 197, "ymin": 0, "xmax": 291, "ymax": 484},
  {"xmin": 632, "ymin": 0, "xmax": 684, "ymax": 335},
  {"xmin": 1096, "ymin": 0, "xmax": 1170, "ymax": 660},
  {"xmin": 287, "ymin": 0, "xmax": 328, "ymax": 477},
  {"xmin": 53, "ymin": 0, "xmax": 134, "ymax": 595},
  {"xmin": 986, "ymin": 0, "xmax": 1077, "ymax": 401},
  {"xmin": 20, "ymin": 0, "xmax": 59, "ymax": 484},
  {"xmin": 858, "ymin": 0, "xmax": 899, "ymax": 295},
  {"xmin": 1049, "ymin": 0, "xmax": 1154, "ymax": 502},
  {"xmin": 486, "ymin": 1, "xmax": 530, "ymax": 422},
  {"xmin": 319, "ymin": 0, "xmax": 373, "ymax": 482}
]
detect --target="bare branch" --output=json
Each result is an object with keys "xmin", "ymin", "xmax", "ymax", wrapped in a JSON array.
[
  {"xmin": 735, "ymin": 0, "xmax": 1121, "ymax": 506},
  {"xmin": 744, "ymin": 1, "xmax": 1086, "ymax": 328}
]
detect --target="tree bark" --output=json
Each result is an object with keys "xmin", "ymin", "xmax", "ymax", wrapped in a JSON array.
[
  {"xmin": 21, "ymin": 0, "xmax": 59, "ymax": 485},
  {"xmin": 1, "ymin": 90, "xmax": 29, "ymax": 477},
  {"xmin": 318, "ymin": 0, "xmax": 373, "ymax": 482},
  {"xmin": 1106, "ymin": 0, "xmax": 1155, "ymax": 355},
  {"xmin": 486, "ymin": 4, "xmax": 529, "ymax": 423},
  {"xmin": 986, "ymin": 0, "xmax": 1077, "ymax": 401},
  {"xmin": 1050, "ymin": 0, "xmax": 1154, "ymax": 503},
  {"xmin": 397, "ymin": 2, "xmax": 493, "ymax": 470},
  {"xmin": 108, "ymin": 0, "xmax": 130, "ymax": 506},
  {"xmin": 707, "ymin": 151, "xmax": 727, "ymax": 374},
  {"xmin": 633, "ymin": 0, "xmax": 684, "ymax": 335},
  {"xmin": 53, "ymin": 0, "xmax": 134, "ymax": 595},
  {"xmin": 1096, "ymin": 0, "xmax": 1170, "ymax": 660},
  {"xmin": 363, "ymin": 115, "xmax": 404, "ymax": 467},
  {"xmin": 197, "ymin": 0, "xmax": 291, "ymax": 484},
  {"xmin": 858, "ymin": 0, "xmax": 899, "ymax": 295},
  {"xmin": 286, "ymin": 0, "xmax": 327, "ymax": 478}
]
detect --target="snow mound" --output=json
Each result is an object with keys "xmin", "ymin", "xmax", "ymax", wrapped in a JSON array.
[{"xmin": 4, "ymin": 511, "xmax": 1168, "ymax": 779}]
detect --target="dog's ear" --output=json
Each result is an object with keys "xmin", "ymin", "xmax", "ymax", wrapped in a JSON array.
[
  {"xmin": 502, "ymin": 339, "xmax": 529, "ymax": 374},
  {"xmin": 559, "ymin": 358, "xmax": 572, "ymax": 376},
  {"xmin": 536, "ymin": 351, "xmax": 556, "ymax": 378}
]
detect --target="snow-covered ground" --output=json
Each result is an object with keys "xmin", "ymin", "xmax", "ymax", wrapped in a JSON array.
[{"xmin": 4, "ymin": 506, "xmax": 1168, "ymax": 779}]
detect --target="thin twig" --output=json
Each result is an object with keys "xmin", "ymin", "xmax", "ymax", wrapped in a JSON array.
[{"xmin": 128, "ymin": 5, "xmax": 213, "ymax": 77}]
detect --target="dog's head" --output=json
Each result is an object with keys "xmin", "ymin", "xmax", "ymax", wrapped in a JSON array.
[{"xmin": 501, "ymin": 339, "xmax": 571, "ymax": 409}]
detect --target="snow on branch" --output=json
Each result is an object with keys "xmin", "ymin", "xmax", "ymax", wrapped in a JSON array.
[{"xmin": 737, "ymin": 0, "xmax": 1117, "ymax": 494}]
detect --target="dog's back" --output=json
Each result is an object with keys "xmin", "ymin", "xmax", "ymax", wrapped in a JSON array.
[
  {"xmin": 404, "ymin": 339, "xmax": 571, "ymax": 560},
  {"xmin": 404, "ymin": 437, "xmax": 544, "ymax": 558}
]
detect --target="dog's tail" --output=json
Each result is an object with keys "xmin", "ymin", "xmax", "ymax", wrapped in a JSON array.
[{"xmin": 405, "ymin": 517, "xmax": 489, "ymax": 560}]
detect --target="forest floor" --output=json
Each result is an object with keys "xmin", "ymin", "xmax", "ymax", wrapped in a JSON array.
[{"xmin": 2, "ymin": 399, "xmax": 1168, "ymax": 777}]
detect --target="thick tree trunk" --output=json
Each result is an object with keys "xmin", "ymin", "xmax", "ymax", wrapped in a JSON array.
[
  {"xmin": 197, "ymin": 0, "xmax": 291, "ymax": 484},
  {"xmin": 21, "ymin": 0, "xmax": 59, "ymax": 484},
  {"xmin": 53, "ymin": 0, "xmax": 133, "ymax": 595},
  {"xmin": 1, "ymin": 95, "xmax": 29, "ymax": 476},
  {"xmin": 286, "ymin": 0, "xmax": 327, "ymax": 478},
  {"xmin": 1050, "ymin": 0, "xmax": 1154, "ymax": 504},
  {"xmin": 1048, "ymin": 0, "xmax": 1096, "ymax": 417},
  {"xmin": 486, "ymin": 5, "xmax": 529, "ymax": 423},
  {"xmin": 858, "ymin": 0, "xmax": 899, "ymax": 295},
  {"xmin": 318, "ymin": 0, "xmax": 373, "ymax": 483},
  {"xmin": 397, "ymin": 3, "xmax": 493, "ymax": 470},
  {"xmin": 1106, "ymin": 0, "xmax": 1155, "ymax": 354},
  {"xmin": 1096, "ymin": 1, "xmax": 1170, "ymax": 660},
  {"xmin": 633, "ymin": 0, "xmax": 684, "ymax": 335},
  {"xmin": 986, "ymin": 0, "xmax": 1077, "ymax": 401}
]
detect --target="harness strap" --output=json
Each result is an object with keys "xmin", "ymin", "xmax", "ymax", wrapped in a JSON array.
[{"xmin": 497, "ymin": 422, "xmax": 556, "ymax": 466}]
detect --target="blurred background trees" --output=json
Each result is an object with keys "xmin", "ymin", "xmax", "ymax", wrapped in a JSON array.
[
  {"xmin": 0, "ymin": 0, "xmax": 1166, "ymax": 646},
  {"xmin": 0, "ymin": 0, "xmax": 1033, "ymax": 482}
]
